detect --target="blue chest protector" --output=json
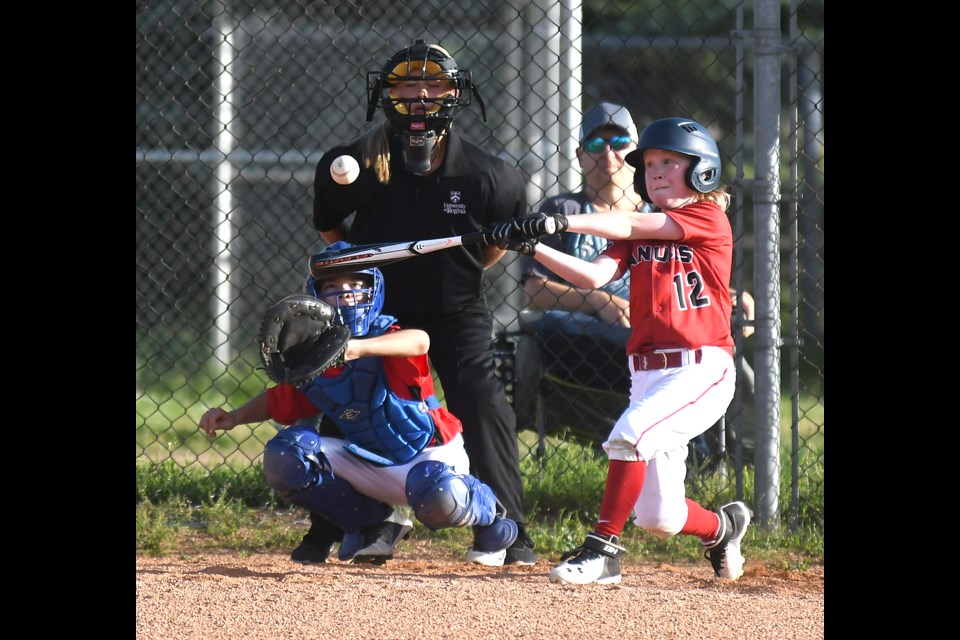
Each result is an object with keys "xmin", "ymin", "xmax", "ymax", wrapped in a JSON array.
[{"xmin": 299, "ymin": 315, "xmax": 440, "ymax": 465}]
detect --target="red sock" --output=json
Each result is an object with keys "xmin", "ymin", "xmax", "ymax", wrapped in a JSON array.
[
  {"xmin": 679, "ymin": 498, "xmax": 721, "ymax": 540},
  {"xmin": 594, "ymin": 460, "xmax": 646, "ymax": 538}
]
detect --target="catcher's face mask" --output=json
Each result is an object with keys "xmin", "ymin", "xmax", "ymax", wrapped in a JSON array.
[{"xmin": 305, "ymin": 247, "xmax": 385, "ymax": 337}]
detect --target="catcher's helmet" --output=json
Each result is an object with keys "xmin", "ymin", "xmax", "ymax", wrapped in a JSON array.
[
  {"xmin": 624, "ymin": 117, "xmax": 721, "ymax": 203},
  {"xmin": 304, "ymin": 242, "xmax": 385, "ymax": 337},
  {"xmin": 366, "ymin": 39, "xmax": 484, "ymax": 135}
]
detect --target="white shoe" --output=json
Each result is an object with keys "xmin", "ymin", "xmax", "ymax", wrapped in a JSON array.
[
  {"xmin": 465, "ymin": 547, "xmax": 507, "ymax": 567},
  {"xmin": 548, "ymin": 533, "xmax": 624, "ymax": 585},
  {"xmin": 702, "ymin": 501, "xmax": 752, "ymax": 580}
]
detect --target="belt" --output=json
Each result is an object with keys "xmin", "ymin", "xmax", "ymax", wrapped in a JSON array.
[{"xmin": 630, "ymin": 349, "xmax": 702, "ymax": 371}]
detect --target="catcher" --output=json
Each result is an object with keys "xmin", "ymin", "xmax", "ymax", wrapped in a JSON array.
[{"xmin": 199, "ymin": 241, "xmax": 519, "ymax": 565}]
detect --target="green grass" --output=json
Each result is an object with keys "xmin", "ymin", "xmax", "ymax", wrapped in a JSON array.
[{"xmin": 136, "ymin": 436, "xmax": 824, "ymax": 569}]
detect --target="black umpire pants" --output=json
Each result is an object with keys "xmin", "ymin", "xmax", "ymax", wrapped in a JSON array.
[{"xmin": 408, "ymin": 300, "xmax": 526, "ymax": 531}]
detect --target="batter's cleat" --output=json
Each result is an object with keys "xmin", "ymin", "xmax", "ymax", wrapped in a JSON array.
[
  {"xmin": 338, "ymin": 508, "xmax": 413, "ymax": 565},
  {"xmin": 504, "ymin": 527, "xmax": 538, "ymax": 566},
  {"xmin": 465, "ymin": 515, "xmax": 519, "ymax": 566},
  {"xmin": 548, "ymin": 532, "xmax": 625, "ymax": 585},
  {"xmin": 702, "ymin": 501, "xmax": 752, "ymax": 580}
]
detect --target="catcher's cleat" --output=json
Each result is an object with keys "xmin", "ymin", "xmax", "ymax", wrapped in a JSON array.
[
  {"xmin": 339, "ymin": 508, "xmax": 413, "ymax": 564},
  {"xmin": 702, "ymin": 501, "xmax": 751, "ymax": 580},
  {"xmin": 465, "ymin": 547, "xmax": 506, "ymax": 567},
  {"xmin": 290, "ymin": 515, "xmax": 344, "ymax": 564},
  {"xmin": 290, "ymin": 539, "xmax": 336, "ymax": 564},
  {"xmin": 548, "ymin": 532, "xmax": 625, "ymax": 585}
]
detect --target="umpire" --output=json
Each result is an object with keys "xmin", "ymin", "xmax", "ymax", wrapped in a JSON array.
[{"xmin": 308, "ymin": 40, "xmax": 536, "ymax": 566}]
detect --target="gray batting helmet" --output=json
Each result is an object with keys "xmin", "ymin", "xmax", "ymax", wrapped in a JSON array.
[{"xmin": 625, "ymin": 117, "xmax": 721, "ymax": 203}]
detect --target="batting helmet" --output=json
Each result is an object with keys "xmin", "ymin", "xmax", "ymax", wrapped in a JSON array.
[{"xmin": 625, "ymin": 117, "xmax": 721, "ymax": 203}]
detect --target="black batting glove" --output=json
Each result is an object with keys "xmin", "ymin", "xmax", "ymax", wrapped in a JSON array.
[
  {"xmin": 516, "ymin": 213, "xmax": 569, "ymax": 237},
  {"xmin": 487, "ymin": 221, "xmax": 514, "ymax": 247},
  {"xmin": 503, "ymin": 235, "xmax": 539, "ymax": 256},
  {"xmin": 553, "ymin": 213, "xmax": 569, "ymax": 233}
]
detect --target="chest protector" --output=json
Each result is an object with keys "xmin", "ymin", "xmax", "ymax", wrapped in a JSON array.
[{"xmin": 299, "ymin": 315, "xmax": 440, "ymax": 465}]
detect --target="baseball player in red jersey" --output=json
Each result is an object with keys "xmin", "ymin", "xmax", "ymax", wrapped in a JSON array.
[{"xmin": 503, "ymin": 117, "xmax": 751, "ymax": 584}]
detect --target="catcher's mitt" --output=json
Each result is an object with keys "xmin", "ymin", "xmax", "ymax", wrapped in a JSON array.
[{"xmin": 257, "ymin": 294, "xmax": 352, "ymax": 386}]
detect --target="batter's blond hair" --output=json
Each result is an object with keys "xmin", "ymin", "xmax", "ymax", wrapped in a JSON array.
[{"xmin": 692, "ymin": 187, "xmax": 731, "ymax": 212}]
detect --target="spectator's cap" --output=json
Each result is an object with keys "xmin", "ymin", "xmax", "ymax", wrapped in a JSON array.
[{"xmin": 579, "ymin": 102, "xmax": 639, "ymax": 143}]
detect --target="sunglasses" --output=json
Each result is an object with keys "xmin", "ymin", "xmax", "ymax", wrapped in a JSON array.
[{"xmin": 582, "ymin": 135, "xmax": 633, "ymax": 153}]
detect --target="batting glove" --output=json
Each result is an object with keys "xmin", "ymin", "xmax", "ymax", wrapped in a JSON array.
[
  {"xmin": 503, "ymin": 235, "xmax": 539, "ymax": 256},
  {"xmin": 516, "ymin": 213, "xmax": 568, "ymax": 237},
  {"xmin": 487, "ymin": 221, "xmax": 515, "ymax": 247}
]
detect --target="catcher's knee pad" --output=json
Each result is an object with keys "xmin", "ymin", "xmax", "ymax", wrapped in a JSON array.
[
  {"xmin": 263, "ymin": 426, "xmax": 330, "ymax": 494},
  {"xmin": 404, "ymin": 460, "xmax": 499, "ymax": 531}
]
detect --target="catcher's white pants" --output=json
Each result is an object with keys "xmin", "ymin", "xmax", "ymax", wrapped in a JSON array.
[{"xmin": 320, "ymin": 433, "xmax": 471, "ymax": 508}]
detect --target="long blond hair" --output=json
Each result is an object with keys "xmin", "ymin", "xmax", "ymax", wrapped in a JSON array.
[
  {"xmin": 360, "ymin": 121, "xmax": 393, "ymax": 184},
  {"xmin": 692, "ymin": 187, "xmax": 731, "ymax": 212}
]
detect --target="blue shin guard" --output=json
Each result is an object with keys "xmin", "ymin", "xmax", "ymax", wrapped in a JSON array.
[{"xmin": 405, "ymin": 460, "xmax": 518, "ymax": 551}]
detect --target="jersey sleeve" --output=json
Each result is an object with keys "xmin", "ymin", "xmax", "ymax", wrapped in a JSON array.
[
  {"xmin": 266, "ymin": 385, "xmax": 322, "ymax": 425},
  {"xmin": 665, "ymin": 201, "xmax": 729, "ymax": 246}
]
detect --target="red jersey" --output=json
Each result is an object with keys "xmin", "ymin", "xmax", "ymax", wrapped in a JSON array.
[
  {"xmin": 264, "ymin": 338, "xmax": 463, "ymax": 446},
  {"xmin": 603, "ymin": 201, "xmax": 734, "ymax": 357}
]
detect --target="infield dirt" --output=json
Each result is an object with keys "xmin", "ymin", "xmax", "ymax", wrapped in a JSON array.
[{"xmin": 136, "ymin": 544, "xmax": 823, "ymax": 639}]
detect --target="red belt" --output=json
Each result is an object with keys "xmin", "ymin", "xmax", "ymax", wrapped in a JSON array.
[{"xmin": 630, "ymin": 349, "xmax": 702, "ymax": 371}]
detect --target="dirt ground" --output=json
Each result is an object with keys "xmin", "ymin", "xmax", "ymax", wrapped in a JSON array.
[{"xmin": 136, "ymin": 545, "xmax": 824, "ymax": 639}]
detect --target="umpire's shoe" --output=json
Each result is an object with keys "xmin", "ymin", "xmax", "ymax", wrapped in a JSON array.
[
  {"xmin": 338, "ymin": 508, "xmax": 413, "ymax": 565},
  {"xmin": 702, "ymin": 501, "xmax": 752, "ymax": 580},
  {"xmin": 548, "ymin": 532, "xmax": 625, "ymax": 585},
  {"xmin": 504, "ymin": 526, "xmax": 538, "ymax": 566}
]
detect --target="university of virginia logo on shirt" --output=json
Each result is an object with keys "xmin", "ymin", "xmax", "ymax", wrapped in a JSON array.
[{"xmin": 444, "ymin": 190, "xmax": 466, "ymax": 215}]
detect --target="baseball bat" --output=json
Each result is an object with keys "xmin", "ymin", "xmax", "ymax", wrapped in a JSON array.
[{"xmin": 308, "ymin": 217, "xmax": 557, "ymax": 278}]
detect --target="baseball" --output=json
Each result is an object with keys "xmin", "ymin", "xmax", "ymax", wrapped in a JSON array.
[{"xmin": 330, "ymin": 155, "xmax": 360, "ymax": 185}]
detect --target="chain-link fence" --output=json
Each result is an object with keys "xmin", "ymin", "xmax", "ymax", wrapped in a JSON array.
[{"xmin": 136, "ymin": 0, "xmax": 824, "ymax": 531}]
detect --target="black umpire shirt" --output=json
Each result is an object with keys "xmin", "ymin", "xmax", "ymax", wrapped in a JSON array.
[{"xmin": 313, "ymin": 128, "xmax": 527, "ymax": 323}]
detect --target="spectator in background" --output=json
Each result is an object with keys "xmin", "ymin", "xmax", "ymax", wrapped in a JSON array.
[
  {"xmin": 307, "ymin": 40, "xmax": 537, "ymax": 567},
  {"xmin": 521, "ymin": 102, "xmax": 755, "ymax": 464},
  {"xmin": 521, "ymin": 102, "xmax": 648, "ymax": 399}
]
